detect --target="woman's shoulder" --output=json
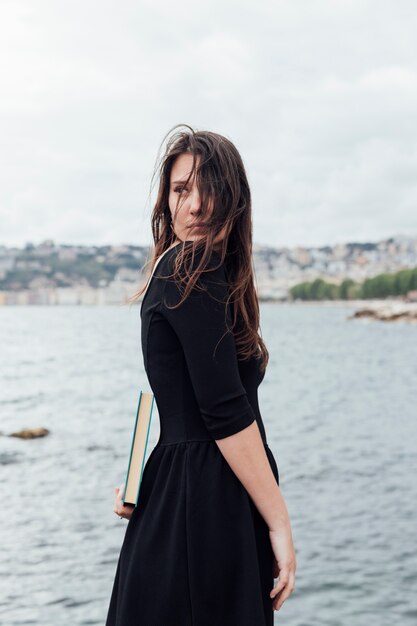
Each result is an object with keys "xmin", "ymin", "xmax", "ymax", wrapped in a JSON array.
[{"xmin": 156, "ymin": 244, "xmax": 229, "ymax": 310}]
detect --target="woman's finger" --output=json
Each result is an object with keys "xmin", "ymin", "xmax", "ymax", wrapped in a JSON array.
[
  {"xmin": 113, "ymin": 487, "xmax": 124, "ymax": 515},
  {"xmin": 272, "ymin": 571, "xmax": 296, "ymax": 611},
  {"xmin": 114, "ymin": 503, "xmax": 129, "ymax": 515},
  {"xmin": 273, "ymin": 583, "xmax": 293, "ymax": 611},
  {"xmin": 270, "ymin": 566, "xmax": 289, "ymax": 598},
  {"xmin": 113, "ymin": 483, "xmax": 134, "ymax": 519}
]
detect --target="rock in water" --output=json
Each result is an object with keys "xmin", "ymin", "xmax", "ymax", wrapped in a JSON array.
[
  {"xmin": 9, "ymin": 427, "xmax": 50, "ymax": 439},
  {"xmin": 348, "ymin": 302, "xmax": 417, "ymax": 323}
]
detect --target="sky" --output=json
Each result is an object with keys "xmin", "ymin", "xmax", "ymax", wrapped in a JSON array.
[{"xmin": 1, "ymin": 0, "xmax": 416, "ymax": 250}]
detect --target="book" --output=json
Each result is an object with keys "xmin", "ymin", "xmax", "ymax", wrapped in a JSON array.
[{"xmin": 122, "ymin": 390, "xmax": 155, "ymax": 507}]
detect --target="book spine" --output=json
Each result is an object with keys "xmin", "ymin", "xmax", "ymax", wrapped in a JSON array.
[
  {"xmin": 122, "ymin": 390, "xmax": 142, "ymax": 506},
  {"xmin": 134, "ymin": 393, "xmax": 155, "ymax": 507}
]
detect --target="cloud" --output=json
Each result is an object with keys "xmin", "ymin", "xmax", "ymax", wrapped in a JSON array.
[{"xmin": 0, "ymin": 0, "xmax": 416, "ymax": 248}]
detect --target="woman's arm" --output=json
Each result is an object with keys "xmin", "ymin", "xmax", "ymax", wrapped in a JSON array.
[
  {"xmin": 160, "ymin": 248, "xmax": 258, "ymax": 440},
  {"xmin": 160, "ymin": 247, "xmax": 290, "ymax": 526},
  {"xmin": 215, "ymin": 418, "xmax": 291, "ymax": 531},
  {"xmin": 160, "ymin": 248, "xmax": 296, "ymax": 610},
  {"xmin": 215, "ymin": 419, "xmax": 296, "ymax": 610}
]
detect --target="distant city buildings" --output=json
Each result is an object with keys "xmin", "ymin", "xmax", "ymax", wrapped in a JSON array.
[{"xmin": 0, "ymin": 235, "xmax": 416, "ymax": 305}]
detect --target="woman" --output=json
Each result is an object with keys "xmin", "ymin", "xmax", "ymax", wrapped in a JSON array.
[{"xmin": 106, "ymin": 125, "xmax": 296, "ymax": 625}]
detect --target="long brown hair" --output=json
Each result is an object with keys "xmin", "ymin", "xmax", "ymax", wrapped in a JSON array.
[{"xmin": 128, "ymin": 124, "xmax": 269, "ymax": 372}]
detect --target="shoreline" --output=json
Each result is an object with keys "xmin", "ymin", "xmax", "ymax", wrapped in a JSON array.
[
  {"xmin": 261, "ymin": 298, "xmax": 417, "ymax": 307},
  {"xmin": 261, "ymin": 299, "xmax": 417, "ymax": 322}
]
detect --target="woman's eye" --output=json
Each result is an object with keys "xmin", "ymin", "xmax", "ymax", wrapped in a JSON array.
[{"xmin": 174, "ymin": 186, "xmax": 187, "ymax": 194}]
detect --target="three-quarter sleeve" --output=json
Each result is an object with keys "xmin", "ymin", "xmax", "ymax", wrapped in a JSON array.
[{"xmin": 160, "ymin": 249, "xmax": 256, "ymax": 440}]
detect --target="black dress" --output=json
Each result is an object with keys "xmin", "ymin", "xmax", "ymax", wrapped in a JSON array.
[{"xmin": 105, "ymin": 243, "xmax": 280, "ymax": 626}]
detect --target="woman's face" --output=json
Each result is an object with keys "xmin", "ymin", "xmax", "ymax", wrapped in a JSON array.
[
  {"xmin": 168, "ymin": 153, "xmax": 228, "ymax": 247},
  {"xmin": 168, "ymin": 153, "xmax": 209, "ymax": 243}
]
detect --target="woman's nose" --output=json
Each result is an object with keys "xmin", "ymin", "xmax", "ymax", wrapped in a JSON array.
[{"xmin": 189, "ymin": 191, "xmax": 202, "ymax": 214}]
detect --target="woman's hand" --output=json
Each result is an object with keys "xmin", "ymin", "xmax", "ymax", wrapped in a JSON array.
[
  {"xmin": 269, "ymin": 523, "xmax": 296, "ymax": 612},
  {"xmin": 113, "ymin": 483, "xmax": 135, "ymax": 521}
]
